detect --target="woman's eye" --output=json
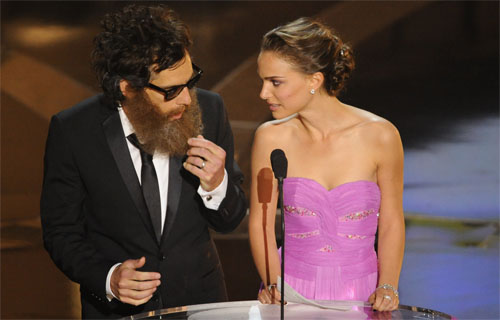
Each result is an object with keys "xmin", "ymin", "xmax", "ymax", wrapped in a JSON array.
[{"xmin": 271, "ymin": 80, "xmax": 281, "ymax": 86}]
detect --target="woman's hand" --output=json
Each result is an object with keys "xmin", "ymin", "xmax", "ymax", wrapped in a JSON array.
[
  {"xmin": 369, "ymin": 285, "xmax": 399, "ymax": 311},
  {"xmin": 258, "ymin": 285, "xmax": 282, "ymax": 304}
]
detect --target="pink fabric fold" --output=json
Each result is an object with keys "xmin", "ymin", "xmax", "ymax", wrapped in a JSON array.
[{"xmin": 281, "ymin": 178, "xmax": 381, "ymax": 301}]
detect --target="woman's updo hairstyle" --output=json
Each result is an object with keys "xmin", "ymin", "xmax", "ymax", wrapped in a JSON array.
[{"xmin": 261, "ymin": 17, "xmax": 355, "ymax": 96}]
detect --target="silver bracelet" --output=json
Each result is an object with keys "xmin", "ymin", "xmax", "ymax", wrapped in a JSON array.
[
  {"xmin": 267, "ymin": 283, "xmax": 277, "ymax": 292},
  {"xmin": 377, "ymin": 283, "xmax": 399, "ymax": 297}
]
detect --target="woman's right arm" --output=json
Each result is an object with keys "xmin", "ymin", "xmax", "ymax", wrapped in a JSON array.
[{"xmin": 248, "ymin": 125, "xmax": 282, "ymax": 303}]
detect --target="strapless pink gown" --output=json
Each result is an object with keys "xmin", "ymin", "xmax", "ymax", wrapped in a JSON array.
[{"xmin": 282, "ymin": 178, "xmax": 380, "ymax": 301}]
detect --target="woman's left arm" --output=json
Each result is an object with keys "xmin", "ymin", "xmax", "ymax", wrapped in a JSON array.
[{"xmin": 369, "ymin": 121, "xmax": 405, "ymax": 311}]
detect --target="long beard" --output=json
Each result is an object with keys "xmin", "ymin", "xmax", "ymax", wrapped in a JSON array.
[{"xmin": 123, "ymin": 89, "xmax": 203, "ymax": 156}]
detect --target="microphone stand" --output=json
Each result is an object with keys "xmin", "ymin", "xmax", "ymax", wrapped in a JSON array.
[
  {"xmin": 277, "ymin": 176, "xmax": 285, "ymax": 320},
  {"xmin": 270, "ymin": 148, "xmax": 287, "ymax": 320}
]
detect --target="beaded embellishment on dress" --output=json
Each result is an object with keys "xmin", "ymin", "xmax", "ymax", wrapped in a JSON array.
[
  {"xmin": 339, "ymin": 209, "xmax": 375, "ymax": 222},
  {"xmin": 338, "ymin": 233, "xmax": 367, "ymax": 240},
  {"xmin": 318, "ymin": 245, "xmax": 335, "ymax": 252},
  {"xmin": 288, "ymin": 230, "xmax": 320, "ymax": 239},
  {"xmin": 285, "ymin": 205, "xmax": 317, "ymax": 216}
]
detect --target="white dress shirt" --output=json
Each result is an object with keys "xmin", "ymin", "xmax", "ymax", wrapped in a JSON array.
[{"xmin": 105, "ymin": 107, "xmax": 228, "ymax": 300}]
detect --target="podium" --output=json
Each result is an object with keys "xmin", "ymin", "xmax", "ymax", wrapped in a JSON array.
[{"xmin": 124, "ymin": 300, "xmax": 455, "ymax": 319}]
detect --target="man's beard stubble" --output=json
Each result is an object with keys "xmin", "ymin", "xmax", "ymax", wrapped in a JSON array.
[{"xmin": 124, "ymin": 89, "xmax": 203, "ymax": 157}]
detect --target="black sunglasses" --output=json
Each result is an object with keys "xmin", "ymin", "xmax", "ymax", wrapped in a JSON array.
[{"xmin": 146, "ymin": 63, "xmax": 203, "ymax": 101}]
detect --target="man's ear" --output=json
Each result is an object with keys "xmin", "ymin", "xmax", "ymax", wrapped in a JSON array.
[{"xmin": 119, "ymin": 79, "xmax": 131, "ymax": 98}]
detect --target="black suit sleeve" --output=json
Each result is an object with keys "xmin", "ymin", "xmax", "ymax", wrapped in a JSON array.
[
  {"xmin": 40, "ymin": 115, "xmax": 114, "ymax": 302},
  {"xmin": 199, "ymin": 91, "xmax": 248, "ymax": 233}
]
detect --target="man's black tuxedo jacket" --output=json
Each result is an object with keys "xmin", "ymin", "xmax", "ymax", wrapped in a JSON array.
[{"xmin": 40, "ymin": 89, "xmax": 248, "ymax": 318}]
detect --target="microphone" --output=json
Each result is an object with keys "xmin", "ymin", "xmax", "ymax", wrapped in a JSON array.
[
  {"xmin": 270, "ymin": 149, "xmax": 287, "ymax": 320},
  {"xmin": 271, "ymin": 149, "xmax": 288, "ymax": 181}
]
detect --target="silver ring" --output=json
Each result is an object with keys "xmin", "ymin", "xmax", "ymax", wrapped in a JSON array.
[
  {"xmin": 383, "ymin": 295, "xmax": 392, "ymax": 301},
  {"xmin": 200, "ymin": 161, "xmax": 206, "ymax": 169}
]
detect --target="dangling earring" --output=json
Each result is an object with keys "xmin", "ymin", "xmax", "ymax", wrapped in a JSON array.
[{"xmin": 310, "ymin": 88, "xmax": 316, "ymax": 95}]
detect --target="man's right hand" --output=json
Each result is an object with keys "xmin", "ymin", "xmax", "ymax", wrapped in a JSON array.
[{"xmin": 110, "ymin": 257, "xmax": 161, "ymax": 306}]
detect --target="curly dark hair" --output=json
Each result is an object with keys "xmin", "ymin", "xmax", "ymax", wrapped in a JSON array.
[
  {"xmin": 261, "ymin": 17, "xmax": 355, "ymax": 96},
  {"xmin": 91, "ymin": 4, "xmax": 192, "ymax": 105}
]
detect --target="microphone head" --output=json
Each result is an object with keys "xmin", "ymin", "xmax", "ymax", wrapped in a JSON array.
[{"xmin": 270, "ymin": 149, "xmax": 288, "ymax": 179}]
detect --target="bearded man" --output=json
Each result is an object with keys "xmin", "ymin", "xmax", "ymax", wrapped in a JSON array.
[{"xmin": 40, "ymin": 4, "xmax": 247, "ymax": 319}]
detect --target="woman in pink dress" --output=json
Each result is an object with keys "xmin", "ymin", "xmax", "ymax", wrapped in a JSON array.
[{"xmin": 249, "ymin": 17, "xmax": 405, "ymax": 312}]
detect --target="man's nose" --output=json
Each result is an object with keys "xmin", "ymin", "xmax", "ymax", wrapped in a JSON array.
[{"xmin": 177, "ymin": 87, "xmax": 192, "ymax": 105}]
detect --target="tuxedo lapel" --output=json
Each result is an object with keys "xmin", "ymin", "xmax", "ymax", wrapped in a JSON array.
[
  {"xmin": 161, "ymin": 155, "xmax": 183, "ymax": 243},
  {"xmin": 102, "ymin": 111, "xmax": 159, "ymax": 246}
]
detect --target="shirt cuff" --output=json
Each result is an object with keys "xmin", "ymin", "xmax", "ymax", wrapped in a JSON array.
[
  {"xmin": 106, "ymin": 263, "xmax": 121, "ymax": 301},
  {"xmin": 197, "ymin": 169, "xmax": 228, "ymax": 210}
]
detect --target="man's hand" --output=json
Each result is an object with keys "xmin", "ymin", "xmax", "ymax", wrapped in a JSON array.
[
  {"xmin": 110, "ymin": 257, "xmax": 161, "ymax": 306},
  {"xmin": 184, "ymin": 135, "xmax": 226, "ymax": 191}
]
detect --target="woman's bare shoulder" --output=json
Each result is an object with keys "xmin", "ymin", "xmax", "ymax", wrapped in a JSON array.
[
  {"xmin": 340, "ymin": 106, "xmax": 402, "ymax": 156},
  {"xmin": 254, "ymin": 115, "xmax": 297, "ymax": 144},
  {"xmin": 348, "ymin": 107, "xmax": 399, "ymax": 139}
]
